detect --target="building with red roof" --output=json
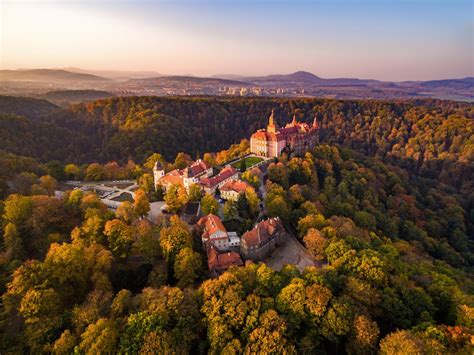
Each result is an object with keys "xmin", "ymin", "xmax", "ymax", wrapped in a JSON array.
[
  {"xmin": 207, "ymin": 245, "xmax": 243, "ymax": 277},
  {"xmin": 240, "ymin": 217, "xmax": 287, "ymax": 261},
  {"xmin": 197, "ymin": 214, "xmax": 244, "ymax": 277},
  {"xmin": 154, "ymin": 159, "xmax": 213, "ymax": 192},
  {"xmin": 197, "ymin": 213, "xmax": 230, "ymax": 251},
  {"xmin": 199, "ymin": 165, "xmax": 239, "ymax": 194},
  {"xmin": 220, "ymin": 179, "xmax": 253, "ymax": 201},
  {"xmin": 250, "ymin": 110, "xmax": 319, "ymax": 158}
]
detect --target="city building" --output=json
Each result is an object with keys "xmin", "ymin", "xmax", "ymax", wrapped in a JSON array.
[
  {"xmin": 199, "ymin": 166, "xmax": 239, "ymax": 194},
  {"xmin": 154, "ymin": 159, "xmax": 213, "ymax": 192},
  {"xmin": 240, "ymin": 217, "xmax": 287, "ymax": 261},
  {"xmin": 250, "ymin": 110, "xmax": 319, "ymax": 158},
  {"xmin": 220, "ymin": 179, "xmax": 253, "ymax": 201}
]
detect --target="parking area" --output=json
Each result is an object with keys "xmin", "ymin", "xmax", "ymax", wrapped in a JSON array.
[{"xmin": 263, "ymin": 233, "xmax": 316, "ymax": 272}]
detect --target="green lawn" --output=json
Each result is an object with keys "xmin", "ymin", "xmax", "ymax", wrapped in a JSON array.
[{"xmin": 231, "ymin": 156, "xmax": 264, "ymax": 171}]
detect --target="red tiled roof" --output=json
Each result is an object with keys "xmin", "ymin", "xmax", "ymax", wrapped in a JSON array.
[
  {"xmin": 220, "ymin": 179, "xmax": 252, "ymax": 194},
  {"xmin": 188, "ymin": 159, "xmax": 211, "ymax": 177},
  {"xmin": 207, "ymin": 245, "xmax": 243, "ymax": 272},
  {"xmin": 241, "ymin": 217, "xmax": 286, "ymax": 248},
  {"xmin": 200, "ymin": 166, "xmax": 238, "ymax": 188},
  {"xmin": 159, "ymin": 170, "xmax": 184, "ymax": 187},
  {"xmin": 197, "ymin": 214, "xmax": 228, "ymax": 241},
  {"xmin": 251, "ymin": 130, "xmax": 285, "ymax": 142}
]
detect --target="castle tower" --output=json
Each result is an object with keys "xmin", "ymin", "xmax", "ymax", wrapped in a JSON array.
[
  {"xmin": 153, "ymin": 160, "xmax": 165, "ymax": 191},
  {"xmin": 267, "ymin": 109, "xmax": 278, "ymax": 133},
  {"xmin": 312, "ymin": 116, "xmax": 319, "ymax": 129}
]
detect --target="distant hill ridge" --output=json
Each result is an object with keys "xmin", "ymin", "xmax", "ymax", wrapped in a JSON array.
[{"xmin": 0, "ymin": 69, "xmax": 108, "ymax": 82}]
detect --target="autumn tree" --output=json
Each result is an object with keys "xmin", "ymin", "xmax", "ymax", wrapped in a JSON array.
[
  {"xmin": 134, "ymin": 189, "xmax": 150, "ymax": 218},
  {"xmin": 200, "ymin": 193, "xmax": 219, "ymax": 215},
  {"xmin": 39, "ymin": 175, "xmax": 58, "ymax": 196},
  {"xmin": 174, "ymin": 247, "xmax": 202, "ymax": 288},
  {"xmin": 116, "ymin": 201, "xmax": 137, "ymax": 225},
  {"xmin": 164, "ymin": 184, "xmax": 188, "ymax": 213},
  {"xmin": 174, "ymin": 152, "xmax": 192, "ymax": 170},
  {"xmin": 104, "ymin": 219, "xmax": 134, "ymax": 258},
  {"xmin": 159, "ymin": 215, "xmax": 192, "ymax": 264},
  {"xmin": 304, "ymin": 228, "xmax": 326, "ymax": 261},
  {"xmin": 188, "ymin": 184, "xmax": 202, "ymax": 203}
]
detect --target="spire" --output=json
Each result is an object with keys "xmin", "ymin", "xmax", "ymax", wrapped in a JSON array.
[
  {"xmin": 153, "ymin": 160, "xmax": 163, "ymax": 171},
  {"xmin": 291, "ymin": 114, "xmax": 297, "ymax": 126},
  {"xmin": 268, "ymin": 109, "xmax": 275, "ymax": 126},
  {"xmin": 312, "ymin": 115, "xmax": 319, "ymax": 129},
  {"xmin": 267, "ymin": 109, "xmax": 278, "ymax": 133}
]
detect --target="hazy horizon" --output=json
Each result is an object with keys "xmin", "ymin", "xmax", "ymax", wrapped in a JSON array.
[{"xmin": 1, "ymin": 0, "xmax": 473, "ymax": 81}]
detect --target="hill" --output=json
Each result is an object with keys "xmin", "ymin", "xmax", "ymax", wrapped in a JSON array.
[
  {"xmin": 126, "ymin": 75, "xmax": 251, "ymax": 86},
  {"xmin": 0, "ymin": 95, "xmax": 59, "ymax": 119},
  {"xmin": 244, "ymin": 70, "xmax": 322, "ymax": 83},
  {"xmin": 0, "ymin": 69, "xmax": 108, "ymax": 82},
  {"xmin": 0, "ymin": 96, "xmax": 470, "ymax": 191},
  {"xmin": 0, "ymin": 95, "xmax": 472, "ymax": 354}
]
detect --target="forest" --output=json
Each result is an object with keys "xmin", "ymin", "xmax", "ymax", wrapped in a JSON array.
[{"xmin": 0, "ymin": 95, "xmax": 472, "ymax": 353}]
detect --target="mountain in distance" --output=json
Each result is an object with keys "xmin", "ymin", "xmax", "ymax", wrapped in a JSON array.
[
  {"xmin": 62, "ymin": 67, "xmax": 162, "ymax": 80},
  {"xmin": 242, "ymin": 70, "xmax": 381, "ymax": 87},
  {"xmin": 244, "ymin": 70, "xmax": 322, "ymax": 83},
  {"xmin": 126, "ymin": 75, "xmax": 252, "ymax": 86},
  {"xmin": 0, "ymin": 69, "xmax": 108, "ymax": 82},
  {"xmin": 211, "ymin": 74, "xmax": 248, "ymax": 80},
  {"xmin": 419, "ymin": 77, "xmax": 474, "ymax": 90}
]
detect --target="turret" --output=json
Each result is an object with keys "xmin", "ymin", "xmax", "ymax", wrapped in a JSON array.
[
  {"xmin": 153, "ymin": 160, "xmax": 165, "ymax": 191},
  {"xmin": 312, "ymin": 116, "xmax": 319, "ymax": 129},
  {"xmin": 267, "ymin": 109, "xmax": 278, "ymax": 133}
]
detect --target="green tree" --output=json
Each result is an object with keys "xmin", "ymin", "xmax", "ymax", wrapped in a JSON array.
[
  {"xmin": 104, "ymin": 219, "xmax": 134, "ymax": 258},
  {"xmin": 174, "ymin": 247, "xmax": 202, "ymax": 288},
  {"xmin": 159, "ymin": 215, "xmax": 192, "ymax": 264},
  {"xmin": 297, "ymin": 213, "xmax": 326, "ymax": 237},
  {"xmin": 144, "ymin": 153, "xmax": 165, "ymax": 171},
  {"xmin": 64, "ymin": 163, "xmax": 81, "ymax": 180},
  {"xmin": 200, "ymin": 193, "xmax": 219, "ymax": 215},
  {"xmin": 174, "ymin": 152, "xmax": 192, "ymax": 170},
  {"xmin": 240, "ymin": 158, "xmax": 247, "ymax": 172},
  {"xmin": 3, "ymin": 222, "xmax": 25, "ymax": 260},
  {"xmin": 245, "ymin": 187, "xmax": 260, "ymax": 217},
  {"xmin": 223, "ymin": 200, "xmax": 239, "ymax": 221},
  {"xmin": 188, "ymin": 184, "xmax": 202, "ymax": 203},
  {"xmin": 138, "ymin": 173, "xmax": 154, "ymax": 194},
  {"xmin": 19, "ymin": 288, "xmax": 64, "ymax": 352},
  {"xmin": 266, "ymin": 195, "xmax": 290, "ymax": 222},
  {"xmin": 85, "ymin": 163, "xmax": 106, "ymax": 181},
  {"xmin": 79, "ymin": 318, "xmax": 118, "ymax": 354}
]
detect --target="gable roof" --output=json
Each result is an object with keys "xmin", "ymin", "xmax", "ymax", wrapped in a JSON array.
[
  {"xmin": 200, "ymin": 166, "xmax": 238, "ymax": 188},
  {"xmin": 220, "ymin": 179, "xmax": 252, "ymax": 194},
  {"xmin": 207, "ymin": 245, "xmax": 243, "ymax": 272},
  {"xmin": 241, "ymin": 217, "xmax": 286, "ymax": 248},
  {"xmin": 197, "ymin": 214, "xmax": 228, "ymax": 241}
]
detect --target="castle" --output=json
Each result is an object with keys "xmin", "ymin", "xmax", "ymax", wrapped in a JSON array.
[{"xmin": 250, "ymin": 110, "xmax": 319, "ymax": 158}]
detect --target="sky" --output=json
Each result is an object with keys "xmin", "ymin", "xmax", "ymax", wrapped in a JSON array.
[{"xmin": 1, "ymin": 0, "xmax": 473, "ymax": 81}]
